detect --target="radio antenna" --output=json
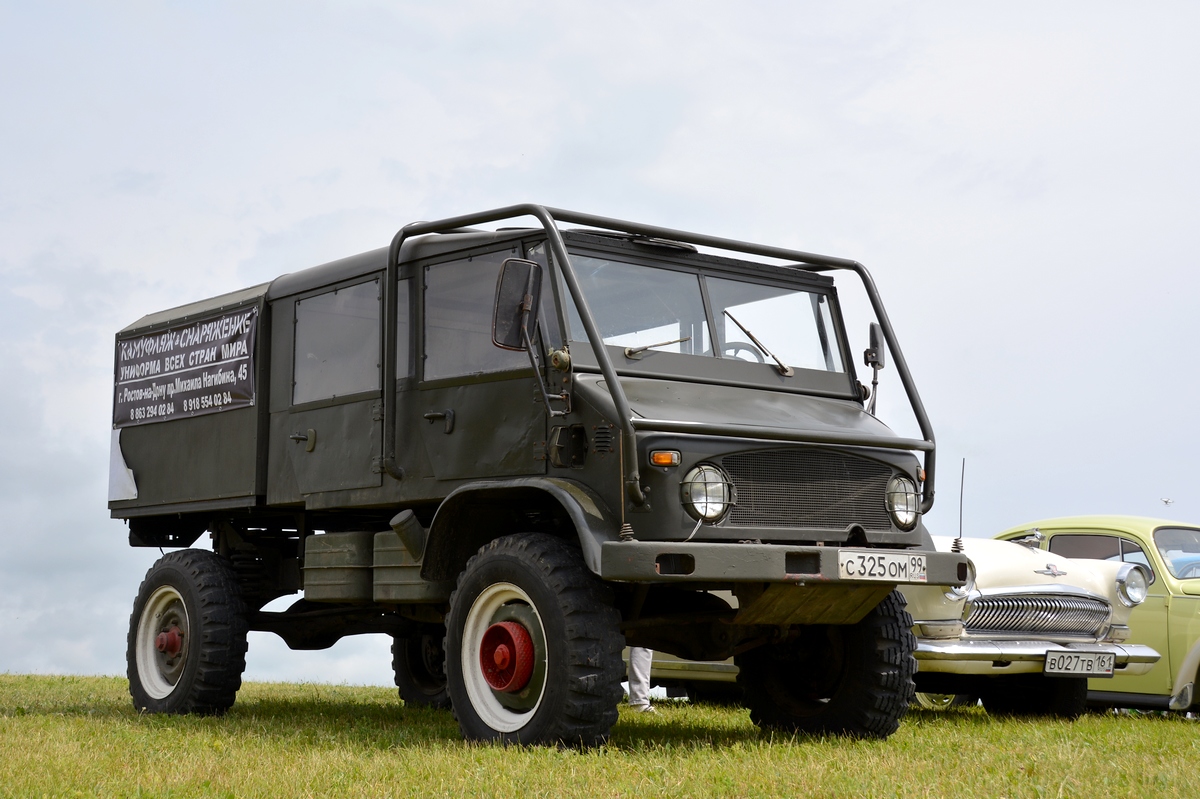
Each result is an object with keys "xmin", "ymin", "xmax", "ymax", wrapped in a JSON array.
[{"xmin": 952, "ymin": 458, "xmax": 965, "ymax": 553}]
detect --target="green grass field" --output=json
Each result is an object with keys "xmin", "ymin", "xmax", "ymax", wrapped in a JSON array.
[{"xmin": 0, "ymin": 674, "xmax": 1196, "ymax": 798}]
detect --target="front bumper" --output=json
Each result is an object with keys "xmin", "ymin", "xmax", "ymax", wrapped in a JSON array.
[
  {"xmin": 915, "ymin": 639, "xmax": 1161, "ymax": 676},
  {"xmin": 599, "ymin": 541, "xmax": 967, "ymax": 585},
  {"xmin": 600, "ymin": 541, "xmax": 967, "ymax": 626}
]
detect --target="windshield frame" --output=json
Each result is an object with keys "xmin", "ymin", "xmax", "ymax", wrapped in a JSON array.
[{"xmin": 555, "ymin": 233, "xmax": 859, "ymax": 399}]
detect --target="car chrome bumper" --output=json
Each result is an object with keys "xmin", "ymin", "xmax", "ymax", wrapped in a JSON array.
[{"xmin": 915, "ymin": 639, "xmax": 1160, "ymax": 676}]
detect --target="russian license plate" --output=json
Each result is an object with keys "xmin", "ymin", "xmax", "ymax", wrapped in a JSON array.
[
  {"xmin": 1044, "ymin": 650, "xmax": 1115, "ymax": 677},
  {"xmin": 837, "ymin": 551, "xmax": 927, "ymax": 583}
]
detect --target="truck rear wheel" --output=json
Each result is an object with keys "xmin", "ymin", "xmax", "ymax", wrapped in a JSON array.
[
  {"xmin": 127, "ymin": 549, "xmax": 249, "ymax": 715},
  {"xmin": 735, "ymin": 589, "xmax": 916, "ymax": 739},
  {"xmin": 393, "ymin": 625, "xmax": 450, "ymax": 709},
  {"xmin": 444, "ymin": 533, "xmax": 624, "ymax": 746}
]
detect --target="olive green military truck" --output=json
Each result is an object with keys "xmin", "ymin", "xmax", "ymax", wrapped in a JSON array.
[{"xmin": 110, "ymin": 205, "xmax": 968, "ymax": 746}]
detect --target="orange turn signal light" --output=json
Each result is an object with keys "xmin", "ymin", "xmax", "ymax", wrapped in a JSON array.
[{"xmin": 649, "ymin": 450, "xmax": 681, "ymax": 467}]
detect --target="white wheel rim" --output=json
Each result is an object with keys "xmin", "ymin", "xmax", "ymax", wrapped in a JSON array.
[
  {"xmin": 135, "ymin": 585, "xmax": 190, "ymax": 700},
  {"xmin": 461, "ymin": 581, "xmax": 547, "ymax": 733}
]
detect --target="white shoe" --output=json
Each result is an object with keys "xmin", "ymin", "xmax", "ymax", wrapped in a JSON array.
[{"xmin": 633, "ymin": 704, "xmax": 656, "ymax": 714}]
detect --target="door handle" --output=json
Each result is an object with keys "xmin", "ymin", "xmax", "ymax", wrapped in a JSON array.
[
  {"xmin": 423, "ymin": 410, "xmax": 455, "ymax": 434},
  {"xmin": 289, "ymin": 429, "xmax": 317, "ymax": 452}
]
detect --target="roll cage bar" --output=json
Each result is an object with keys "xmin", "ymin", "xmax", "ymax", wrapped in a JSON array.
[{"xmin": 382, "ymin": 204, "xmax": 936, "ymax": 514}]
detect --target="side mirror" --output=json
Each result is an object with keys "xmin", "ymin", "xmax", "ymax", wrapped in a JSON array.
[
  {"xmin": 492, "ymin": 258, "xmax": 543, "ymax": 351},
  {"xmin": 864, "ymin": 322, "xmax": 886, "ymax": 370}
]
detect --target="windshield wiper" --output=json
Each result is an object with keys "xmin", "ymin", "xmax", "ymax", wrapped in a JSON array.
[
  {"xmin": 624, "ymin": 336, "xmax": 691, "ymax": 358},
  {"xmin": 722, "ymin": 311, "xmax": 794, "ymax": 377}
]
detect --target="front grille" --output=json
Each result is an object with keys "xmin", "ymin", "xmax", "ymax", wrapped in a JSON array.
[
  {"xmin": 965, "ymin": 594, "xmax": 1110, "ymax": 637},
  {"xmin": 722, "ymin": 448, "xmax": 892, "ymax": 530}
]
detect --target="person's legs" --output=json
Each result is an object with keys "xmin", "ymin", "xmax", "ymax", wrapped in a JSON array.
[{"xmin": 627, "ymin": 647, "xmax": 654, "ymax": 711}]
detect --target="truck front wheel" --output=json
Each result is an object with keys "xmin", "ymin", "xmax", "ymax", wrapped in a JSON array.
[
  {"xmin": 444, "ymin": 533, "xmax": 624, "ymax": 746},
  {"xmin": 735, "ymin": 589, "xmax": 916, "ymax": 739},
  {"xmin": 127, "ymin": 549, "xmax": 249, "ymax": 715}
]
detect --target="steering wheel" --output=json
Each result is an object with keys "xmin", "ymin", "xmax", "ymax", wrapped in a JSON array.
[
  {"xmin": 1178, "ymin": 562, "xmax": 1200, "ymax": 579},
  {"xmin": 723, "ymin": 342, "xmax": 765, "ymax": 363}
]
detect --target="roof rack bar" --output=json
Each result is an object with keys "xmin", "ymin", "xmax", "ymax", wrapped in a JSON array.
[{"xmin": 383, "ymin": 204, "xmax": 936, "ymax": 513}]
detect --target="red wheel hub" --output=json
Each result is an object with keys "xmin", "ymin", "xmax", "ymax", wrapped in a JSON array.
[
  {"xmin": 155, "ymin": 626, "xmax": 183, "ymax": 658},
  {"xmin": 480, "ymin": 620, "xmax": 535, "ymax": 692}
]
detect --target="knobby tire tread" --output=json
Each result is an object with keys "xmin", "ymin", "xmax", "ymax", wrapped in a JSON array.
[
  {"xmin": 739, "ymin": 589, "xmax": 917, "ymax": 739},
  {"xmin": 127, "ymin": 549, "xmax": 249, "ymax": 715},
  {"xmin": 446, "ymin": 533, "xmax": 624, "ymax": 747}
]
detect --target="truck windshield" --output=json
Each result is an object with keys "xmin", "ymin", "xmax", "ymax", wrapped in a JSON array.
[{"xmin": 563, "ymin": 254, "xmax": 844, "ymax": 373}]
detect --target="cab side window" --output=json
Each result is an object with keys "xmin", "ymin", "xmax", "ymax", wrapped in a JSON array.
[
  {"xmin": 293, "ymin": 279, "xmax": 381, "ymax": 404},
  {"xmin": 424, "ymin": 252, "xmax": 528, "ymax": 380}
]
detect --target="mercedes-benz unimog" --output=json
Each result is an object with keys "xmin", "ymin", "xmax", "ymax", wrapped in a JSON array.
[{"xmin": 110, "ymin": 205, "xmax": 968, "ymax": 746}]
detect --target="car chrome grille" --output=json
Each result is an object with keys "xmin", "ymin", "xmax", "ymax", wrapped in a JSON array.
[
  {"xmin": 965, "ymin": 594, "xmax": 1110, "ymax": 637},
  {"xmin": 722, "ymin": 448, "xmax": 892, "ymax": 530}
]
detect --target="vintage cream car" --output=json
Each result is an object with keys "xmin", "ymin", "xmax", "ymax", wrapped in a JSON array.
[
  {"xmin": 641, "ymin": 535, "xmax": 1159, "ymax": 718},
  {"xmin": 907, "ymin": 536, "xmax": 1158, "ymax": 716},
  {"xmin": 996, "ymin": 516, "xmax": 1200, "ymax": 713}
]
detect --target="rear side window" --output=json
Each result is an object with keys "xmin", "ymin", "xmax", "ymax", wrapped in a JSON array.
[{"xmin": 293, "ymin": 279, "xmax": 380, "ymax": 404}]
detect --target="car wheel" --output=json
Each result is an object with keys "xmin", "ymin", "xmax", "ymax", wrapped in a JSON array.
[
  {"xmin": 914, "ymin": 693, "xmax": 957, "ymax": 710},
  {"xmin": 914, "ymin": 693, "xmax": 977, "ymax": 710},
  {"xmin": 735, "ymin": 589, "xmax": 916, "ymax": 739},
  {"xmin": 393, "ymin": 625, "xmax": 451, "ymax": 709},
  {"xmin": 980, "ymin": 675, "xmax": 1087, "ymax": 719},
  {"xmin": 127, "ymin": 549, "xmax": 249, "ymax": 715},
  {"xmin": 444, "ymin": 533, "xmax": 624, "ymax": 746}
]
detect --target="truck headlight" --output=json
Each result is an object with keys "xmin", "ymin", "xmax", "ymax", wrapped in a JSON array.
[
  {"xmin": 885, "ymin": 474, "xmax": 920, "ymax": 530},
  {"xmin": 1116, "ymin": 563, "xmax": 1149, "ymax": 607},
  {"xmin": 680, "ymin": 464, "xmax": 733, "ymax": 522},
  {"xmin": 945, "ymin": 558, "xmax": 977, "ymax": 601}
]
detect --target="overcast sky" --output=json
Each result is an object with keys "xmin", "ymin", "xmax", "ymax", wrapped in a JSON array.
[{"xmin": 2, "ymin": 1, "xmax": 1197, "ymax": 686}]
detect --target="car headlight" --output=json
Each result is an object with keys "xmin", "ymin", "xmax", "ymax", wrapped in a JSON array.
[
  {"xmin": 680, "ymin": 463, "xmax": 733, "ymax": 522},
  {"xmin": 1116, "ymin": 563, "xmax": 1149, "ymax": 607},
  {"xmin": 885, "ymin": 474, "xmax": 920, "ymax": 530},
  {"xmin": 945, "ymin": 558, "xmax": 977, "ymax": 601}
]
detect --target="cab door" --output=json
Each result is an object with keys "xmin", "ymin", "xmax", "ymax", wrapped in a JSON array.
[
  {"xmin": 416, "ymin": 249, "xmax": 547, "ymax": 481},
  {"xmin": 285, "ymin": 277, "xmax": 383, "ymax": 495}
]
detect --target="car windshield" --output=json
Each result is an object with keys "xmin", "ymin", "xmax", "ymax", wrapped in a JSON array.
[
  {"xmin": 1153, "ymin": 527, "xmax": 1200, "ymax": 579},
  {"xmin": 563, "ymin": 254, "xmax": 844, "ymax": 373}
]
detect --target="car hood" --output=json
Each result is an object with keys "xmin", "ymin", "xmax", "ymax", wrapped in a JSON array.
[
  {"xmin": 928, "ymin": 535, "xmax": 1133, "ymax": 627},
  {"xmin": 903, "ymin": 536, "xmax": 1133, "ymax": 627}
]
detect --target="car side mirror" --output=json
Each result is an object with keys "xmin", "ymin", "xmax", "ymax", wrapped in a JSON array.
[
  {"xmin": 492, "ymin": 258, "xmax": 543, "ymax": 351},
  {"xmin": 864, "ymin": 322, "xmax": 886, "ymax": 370}
]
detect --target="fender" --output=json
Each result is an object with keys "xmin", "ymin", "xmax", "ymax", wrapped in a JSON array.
[
  {"xmin": 1170, "ymin": 635, "xmax": 1200, "ymax": 709},
  {"xmin": 422, "ymin": 477, "xmax": 621, "ymax": 581}
]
